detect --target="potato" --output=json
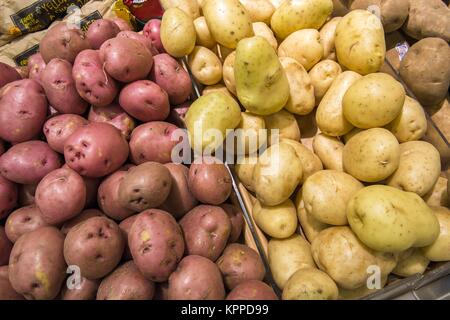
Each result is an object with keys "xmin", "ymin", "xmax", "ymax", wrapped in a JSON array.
[
  {"xmin": 0, "ymin": 79, "xmax": 47, "ymax": 143},
  {"xmin": 86, "ymin": 19, "xmax": 120, "ymax": 50},
  {"xmin": 0, "ymin": 226, "xmax": 12, "ymax": 266},
  {"xmin": 220, "ymin": 204, "xmax": 244, "ymax": 243},
  {"xmin": 168, "ymin": 255, "xmax": 225, "ymax": 300},
  {"xmin": 217, "ymin": 243, "xmax": 265, "ymax": 289},
  {"xmin": 265, "ymin": 109, "xmax": 301, "ymax": 143},
  {"xmin": 222, "ymin": 51, "xmax": 236, "ymax": 95},
  {"xmin": 188, "ymin": 46, "xmax": 222, "ymax": 85},
  {"xmin": 9, "ymin": 227, "xmax": 66, "ymax": 299},
  {"xmin": 302, "ymin": 170, "xmax": 363, "ymax": 226},
  {"xmin": 421, "ymin": 206, "xmax": 450, "ymax": 262},
  {"xmin": 185, "ymin": 92, "xmax": 241, "ymax": 151},
  {"xmin": 319, "ymin": 17, "xmax": 341, "ymax": 60},
  {"xmin": 0, "ymin": 62, "xmax": 21, "ymax": 88},
  {"xmin": 60, "ymin": 277, "xmax": 99, "ymax": 300},
  {"xmin": 143, "ymin": 19, "xmax": 164, "ymax": 53},
  {"xmin": 399, "ymin": 38, "xmax": 450, "ymax": 106},
  {"xmin": 347, "ymin": 185, "xmax": 440, "ymax": 252},
  {"xmin": 130, "ymin": 121, "xmax": 179, "ymax": 165},
  {"xmin": 118, "ymin": 162, "xmax": 172, "ymax": 212},
  {"xmin": 316, "ymin": 71, "xmax": 361, "ymax": 137},
  {"xmin": 240, "ymin": 0, "xmax": 275, "ymax": 24},
  {"xmin": 268, "ymin": 234, "xmax": 316, "ymax": 289},
  {"xmin": 188, "ymin": 158, "xmax": 232, "ymax": 205},
  {"xmin": 270, "ymin": 0, "xmax": 333, "ymax": 39},
  {"xmin": 72, "ymin": 49, "xmax": 119, "ymax": 107},
  {"xmin": 194, "ymin": 17, "xmax": 216, "ymax": 49},
  {"xmin": 392, "ymin": 248, "xmax": 429, "ymax": 277},
  {"xmin": 118, "ymin": 215, "xmax": 137, "ymax": 261},
  {"xmin": 342, "ymin": 128, "xmax": 400, "ymax": 182},
  {"xmin": 311, "ymin": 226, "xmax": 397, "ymax": 289},
  {"xmin": 180, "ymin": 205, "xmax": 231, "ymax": 260},
  {"xmin": 43, "ymin": 115, "xmax": 88, "ymax": 154},
  {"xmin": 279, "ymin": 57, "xmax": 315, "ymax": 115},
  {"xmin": 64, "ymin": 217, "xmax": 124, "ymax": 280},
  {"xmin": 234, "ymin": 155, "xmax": 258, "ymax": 192},
  {"xmin": 0, "ymin": 266, "xmax": 24, "ymax": 299},
  {"xmin": 97, "ymin": 171, "xmax": 134, "ymax": 221},
  {"xmin": 312, "ymin": 134, "xmax": 344, "ymax": 171},
  {"xmin": 64, "ymin": 122, "xmax": 129, "ymax": 178},
  {"xmin": 387, "ymin": 141, "xmax": 441, "ymax": 196},
  {"xmin": 160, "ymin": 8, "xmax": 196, "ymax": 57},
  {"xmin": 342, "ymin": 127, "xmax": 363, "ymax": 143},
  {"xmin": 253, "ymin": 199, "xmax": 297, "ymax": 239},
  {"xmin": 335, "ymin": 10, "xmax": 385, "ymax": 75},
  {"xmin": 27, "ymin": 53, "xmax": 46, "ymax": 84},
  {"xmin": 202, "ymin": 84, "xmax": 233, "ymax": 97},
  {"xmin": 385, "ymin": 96, "xmax": 427, "ymax": 143},
  {"xmin": 253, "ymin": 143, "xmax": 302, "ymax": 206},
  {"xmin": 235, "ymin": 112, "xmax": 267, "ymax": 156},
  {"xmin": 0, "ymin": 175, "xmax": 18, "ymax": 220},
  {"xmin": 343, "ymin": 73, "xmax": 405, "ymax": 129},
  {"xmin": 295, "ymin": 196, "xmax": 330, "ymax": 242},
  {"xmin": 226, "ymin": 280, "xmax": 278, "ymax": 300},
  {"xmin": 5, "ymin": 205, "xmax": 48, "ymax": 243},
  {"xmin": 252, "ymin": 22, "xmax": 277, "ymax": 51},
  {"xmin": 100, "ymin": 37, "xmax": 153, "ymax": 83},
  {"xmin": 61, "ymin": 209, "xmax": 105, "ymax": 235},
  {"xmin": 97, "ymin": 261, "xmax": 155, "ymax": 300},
  {"xmin": 278, "ymin": 29, "xmax": 323, "ymax": 71},
  {"xmin": 282, "ymin": 267, "xmax": 338, "ymax": 300},
  {"xmin": 116, "ymin": 31, "xmax": 158, "ymax": 55},
  {"xmin": 160, "ymin": 0, "xmax": 200, "ymax": 19},
  {"xmin": 40, "ymin": 23, "xmax": 90, "ymax": 63},
  {"xmin": 309, "ymin": 60, "xmax": 342, "ymax": 105},
  {"xmin": 0, "ymin": 141, "xmax": 61, "ymax": 185},
  {"xmin": 129, "ymin": 209, "xmax": 184, "ymax": 282},
  {"xmin": 88, "ymin": 104, "xmax": 136, "ymax": 140},
  {"xmin": 424, "ymin": 177, "xmax": 449, "ymax": 208}
]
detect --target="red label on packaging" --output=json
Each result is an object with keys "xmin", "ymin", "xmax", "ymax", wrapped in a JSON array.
[{"xmin": 123, "ymin": 0, "xmax": 163, "ymax": 21}]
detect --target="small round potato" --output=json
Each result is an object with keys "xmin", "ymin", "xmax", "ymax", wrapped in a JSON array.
[
  {"xmin": 5, "ymin": 205, "xmax": 49, "ymax": 243},
  {"xmin": 309, "ymin": 60, "xmax": 342, "ymax": 104},
  {"xmin": 60, "ymin": 277, "xmax": 99, "ymax": 300},
  {"xmin": 265, "ymin": 110, "xmax": 301, "ymax": 143},
  {"xmin": 143, "ymin": 19, "xmax": 163, "ymax": 53},
  {"xmin": 98, "ymin": 171, "xmax": 135, "ymax": 221},
  {"xmin": 27, "ymin": 53, "xmax": 46, "ymax": 84},
  {"xmin": 421, "ymin": 206, "xmax": 450, "ymax": 262},
  {"xmin": 43, "ymin": 114, "xmax": 88, "ymax": 153},
  {"xmin": 282, "ymin": 267, "xmax": 338, "ymax": 300},
  {"xmin": 319, "ymin": 17, "xmax": 341, "ymax": 60},
  {"xmin": 188, "ymin": 46, "xmax": 222, "ymax": 85},
  {"xmin": 161, "ymin": 8, "xmax": 196, "ymax": 57},
  {"xmin": 226, "ymin": 280, "xmax": 278, "ymax": 300},
  {"xmin": 253, "ymin": 199, "xmax": 298, "ymax": 239},
  {"xmin": 194, "ymin": 16, "xmax": 216, "ymax": 48},
  {"xmin": 222, "ymin": 51, "xmax": 236, "ymax": 95}
]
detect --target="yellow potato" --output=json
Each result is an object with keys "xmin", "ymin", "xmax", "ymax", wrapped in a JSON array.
[
  {"xmin": 160, "ymin": 0, "xmax": 200, "ymax": 18},
  {"xmin": 316, "ymin": 71, "xmax": 361, "ymax": 137},
  {"xmin": 319, "ymin": 17, "xmax": 341, "ymax": 60},
  {"xmin": 302, "ymin": 170, "xmax": 364, "ymax": 226},
  {"xmin": 309, "ymin": 60, "xmax": 342, "ymax": 105},
  {"xmin": 278, "ymin": 29, "xmax": 323, "ymax": 71},
  {"xmin": 385, "ymin": 96, "xmax": 428, "ymax": 143},
  {"xmin": 342, "ymin": 127, "xmax": 363, "ymax": 143},
  {"xmin": 343, "ymin": 73, "xmax": 406, "ymax": 129},
  {"xmin": 188, "ymin": 46, "xmax": 222, "ymax": 85},
  {"xmin": 422, "ymin": 206, "xmax": 450, "ymax": 262},
  {"xmin": 347, "ymin": 185, "xmax": 440, "ymax": 253},
  {"xmin": 253, "ymin": 199, "xmax": 298, "ymax": 239},
  {"xmin": 253, "ymin": 142, "xmax": 303, "ymax": 206},
  {"xmin": 160, "ymin": 8, "xmax": 196, "ymax": 57},
  {"xmin": 193, "ymin": 16, "xmax": 216, "ymax": 48},
  {"xmin": 235, "ymin": 154, "xmax": 258, "ymax": 192},
  {"xmin": 271, "ymin": 0, "xmax": 333, "ymax": 39},
  {"xmin": 268, "ymin": 234, "xmax": 316, "ymax": 289},
  {"xmin": 252, "ymin": 22, "xmax": 277, "ymax": 51},
  {"xmin": 387, "ymin": 141, "xmax": 441, "ymax": 196},
  {"xmin": 392, "ymin": 248, "xmax": 429, "ymax": 277},
  {"xmin": 240, "ymin": 0, "xmax": 275, "ymax": 24},
  {"xmin": 424, "ymin": 176, "xmax": 449, "ymax": 207},
  {"xmin": 222, "ymin": 51, "xmax": 236, "ymax": 95},
  {"xmin": 202, "ymin": 84, "xmax": 234, "ymax": 97},
  {"xmin": 343, "ymin": 128, "xmax": 400, "ymax": 182},
  {"xmin": 279, "ymin": 57, "xmax": 315, "ymax": 115},
  {"xmin": 335, "ymin": 10, "xmax": 386, "ymax": 75},
  {"xmin": 295, "ymin": 194, "xmax": 330, "ymax": 242},
  {"xmin": 235, "ymin": 36, "xmax": 290, "ymax": 115},
  {"xmin": 236, "ymin": 112, "xmax": 267, "ymax": 155},
  {"xmin": 312, "ymin": 133, "xmax": 344, "ymax": 171},
  {"xmin": 202, "ymin": 0, "xmax": 254, "ymax": 49},
  {"xmin": 265, "ymin": 110, "xmax": 301, "ymax": 143},
  {"xmin": 282, "ymin": 267, "xmax": 338, "ymax": 300}
]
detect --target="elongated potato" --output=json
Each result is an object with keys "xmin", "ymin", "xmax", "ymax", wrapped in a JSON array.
[
  {"xmin": 309, "ymin": 60, "xmax": 342, "ymax": 105},
  {"xmin": 240, "ymin": 0, "xmax": 275, "ymax": 24},
  {"xmin": 280, "ymin": 139, "xmax": 322, "ymax": 183},
  {"xmin": 194, "ymin": 16, "xmax": 216, "ymax": 48},
  {"xmin": 295, "ymin": 194, "xmax": 330, "ymax": 242},
  {"xmin": 160, "ymin": 0, "xmax": 200, "ymax": 19},
  {"xmin": 312, "ymin": 134, "xmax": 344, "ymax": 171},
  {"xmin": 252, "ymin": 22, "xmax": 277, "ymax": 51},
  {"xmin": 253, "ymin": 199, "xmax": 297, "ymax": 239},
  {"xmin": 188, "ymin": 46, "xmax": 222, "ymax": 85},
  {"xmin": 222, "ymin": 51, "xmax": 236, "ymax": 95},
  {"xmin": 265, "ymin": 110, "xmax": 301, "ymax": 143},
  {"xmin": 161, "ymin": 8, "xmax": 196, "ymax": 57},
  {"xmin": 319, "ymin": 17, "xmax": 341, "ymax": 60}
]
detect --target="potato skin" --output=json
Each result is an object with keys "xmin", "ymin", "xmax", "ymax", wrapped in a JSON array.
[
  {"xmin": 9, "ymin": 226, "xmax": 66, "ymax": 299},
  {"xmin": 0, "ymin": 62, "xmax": 21, "ymax": 88},
  {"xmin": 117, "ymin": 31, "xmax": 158, "ymax": 55},
  {"xmin": 61, "ymin": 209, "xmax": 104, "ymax": 235},
  {"xmin": 222, "ymin": 51, "xmax": 236, "ymax": 95},
  {"xmin": 168, "ymin": 255, "xmax": 225, "ymax": 300},
  {"xmin": 319, "ymin": 17, "xmax": 341, "ymax": 60},
  {"xmin": 5, "ymin": 205, "xmax": 49, "ymax": 243},
  {"xmin": 0, "ymin": 79, "xmax": 47, "ymax": 143},
  {"xmin": 226, "ymin": 280, "xmax": 278, "ymax": 300},
  {"xmin": 160, "ymin": 8, "xmax": 196, "ymax": 57},
  {"xmin": 143, "ymin": 19, "xmax": 164, "ymax": 53},
  {"xmin": 27, "ymin": 53, "xmax": 46, "ymax": 84},
  {"xmin": 43, "ymin": 114, "xmax": 88, "ymax": 153},
  {"xmin": 98, "ymin": 171, "xmax": 135, "ymax": 221},
  {"xmin": 97, "ymin": 261, "xmax": 155, "ymax": 300},
  {"xmin": 60, "ymin": 277, "xmax": 99, "ymax": 300},
  {"xmin": 86, "ymin": 19, "xmax": 120, "ymax": 50},
  {"xmin": 188, "ymin": 46, "xmax": 222, "ymax": 85},
  {"xmin": 295, "ymin": 195, "xmax": 330, "ymax": 242},
  {"xmin": 220, "ymin": 204, "xmax": 244, "ymax": 243},
  {"xmin": 0, "ymin": 266, "xmax": 24, "ymax": 300},
  {"xmin": 282, "ymin": 267, "xmax": 338, "ymax": 300},
  {"xmin": 64, "ymin": 216, "xmax": 124, "ymax": 280},
  {"xmin": 421, "ymin": 206, "xmax": 450, "ymax": 262},
  {"xmin": 112, "ymin": 17, "xmax": 133, "ymax": 32},
  {"xmin": 254, "ymin": 199, "xmax": 298, "ymax": 239},
  {"xmin": 392, "ymin": 248, "xmax": 429, "ymax": 277},
  {"xmin": 0, "ymin": 141, "xmax": 61, "ymax": 185},
  {"xmin": 88, "ymin": 104, "xmax": 136, "ymax": 140},
  {"xmin": 0, "ymin": 175, "xmax": 18, "ymax": 220},
  {"xmin": 0, "ymin": 226, "xmax": 13, "ymax": 266},
  {"xmin": 309, "ymin": 60, "xmax": 342, "ymax": 104},
  {"xmin": 312, "ymin": 134, "xmax": 344, "ymax": 172},
  {"xmin": 216, "ymin": 244, "xmax": 265, "ymax": 290},
  {"xmin": 129, "ymin": 209, "xmax": 185, "ymax": 282}
]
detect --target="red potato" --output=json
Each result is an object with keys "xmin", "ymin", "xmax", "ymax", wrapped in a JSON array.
[
  {"xmin": 40, "ymin": 23, "xmax": 90, "ymax": 63},
  {"xmin": 9, "ymin": 227, "xmax": 66, "ymax": 300},
  {"xmin": 41, "ymin": 58, "xmax": 88, "ymax": 115},
  {"xmin": 72, "ymin": 49, "xmax": 119, "ymax": 107},
  {"xmin": 61, "ymin": 209, "xmax": 104, "ymax": 235},
  {"xmin": 64, "ymin": 122, "xmax": 129, "ymax": 178},
  {"xmin": 168, "ymin": 255, "xmax": 225, "ymax": 300},
  {"xmin": 129, "ymin": 209, "xmax": 185, "ymax": 282},
  {"xmin": 98, "ymin": 170, "xmax": 135, "ymax": 221},
  {"xmin": 149, "ymin": 53, "xmax": 192, "ymax": 105},
  {"xmin": 119, "ymin": 214, "xmax": 138, "ymax": 260},
  {"xmin": 35, "ymin": 167, "xmax": 86, "ymax": 225},
  {"xmin": 64, "ymin": 216, "xmax": 125, "ymax": 280},
  {"xmin": 0, "ymin": 266, "xmax": 24, "ymax": 300},
  {"xmin": 27, "ymin": 53, "xmax": 46, "ymax": 84},
  {"xmin": 0, "ymin": 62, "xmax": 21, "ymax": 88},
  {"xmin": 188, "ymin": 158, "xmax": 232, "ymax": 205},
  {"xmin": 97, "ymin": 261, "xmax": 155, "ymax": 300},
  {"xmin": 160, "ymin": 163, "xmax": 198, "ymax": 219},
  {"xmin": 5, "ymin": 205, "xmax": 49, "ymax": 243},
  {"xmin": 0, "ymin": 140, "xmax": 61, "ymax": 185},
  {"xmin": 60, "ymin": 277, "xmax": 99, "ymax": 300},
  {"xmin": 143, "ymin": 19, "xmax": 164, "ymax": 53},
  {"xmin": 119, "ymin": 80, "xmax": 170, "ymax": 122},
  {"xmin": 0, "ymin": 79, "xmax": 47, "ymax": 143},
  {"xmin": 0, "ymin": 226, "xmax": 13, "ymax": 266},
  {"xmin": 44, "ymin": 114, "xmax": 88, "ymax": 153},
  {"xmin": 18, "ymin": 184, "xmax": 37, "ymax": 206},
  {"xmin": 87, "ymin": 19, "xmax": 120, "ymax": 50},
  {"xmin": 117, "ymin": 31, "xmax": 159, "ymax": 55},
  {"xmin": 99, "ymin": 37, "xmax": 153, "ymax": 83},
  {"xmin": 111, "ymin": 17, "xmax": 133, "ymax": 31},
  {"xmin": 226, "ymin": 280, "xmax": 278, "ymax": 300},
  {"xmin": 220, "ymin": 204, "xmax": 244, "ymax": 243},
  {"xmin": 180, "ymin": 205, "xmax": 232, "ymax": 261},
  {"xmin": 130, "ymin": 121, "xmax": 180, "ymax": 164},
  {"xmin": 0, "ymin": 175, "xmax": 18, "ymax": 220},
  {"xmin": 88, "ymin": 104, "xmax": 136, "ymax": 140},
  {"xmin": 61, "ymin": 163, "xmax": 99, "ymax": 208}
]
